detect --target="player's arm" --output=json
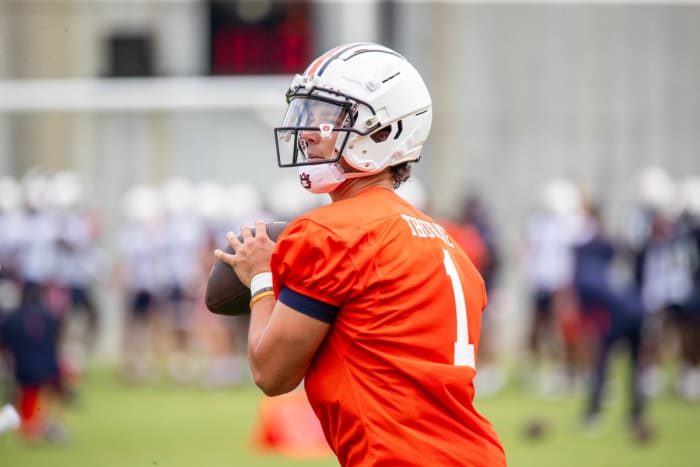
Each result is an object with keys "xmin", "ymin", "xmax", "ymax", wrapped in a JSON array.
[{"xmin": 247, "ymin": 296, "xmax": 330, "ymax": 396}]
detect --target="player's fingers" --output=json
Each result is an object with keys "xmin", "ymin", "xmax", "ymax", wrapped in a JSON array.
[
  {"xmin": 225, "ymin": 231, "xmax": 242, "ymax": 250},
  {"xmin": 254, "ymin": 220, "xmax": 268, "ymax": 239},
  {"xmin": 214, "ymin": 248, "xmax": 235, "ymax": 265},
  {"xmin": 240, "ymin": 224, "xmax": 253, "ymax": 241}
]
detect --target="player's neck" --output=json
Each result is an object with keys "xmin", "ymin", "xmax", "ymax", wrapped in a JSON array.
[{"xmin": 329, "ymin": 171, "xmax": 394, "ymax": 202}]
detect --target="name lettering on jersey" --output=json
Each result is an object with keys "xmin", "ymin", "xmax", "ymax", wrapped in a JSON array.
[{"xmin": 401, "ymin": 214, "xmax": 454, "ymax": 248}]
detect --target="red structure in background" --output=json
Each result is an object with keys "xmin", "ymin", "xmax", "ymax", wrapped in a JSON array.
[{"xmin": 209, "ymin": 1, "xmax": 312, "ymax": 75}]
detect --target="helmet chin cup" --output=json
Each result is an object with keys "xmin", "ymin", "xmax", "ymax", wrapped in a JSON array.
[{"xmin": 297, "ymin": 162, "xmax": 347, "ymax": 194}]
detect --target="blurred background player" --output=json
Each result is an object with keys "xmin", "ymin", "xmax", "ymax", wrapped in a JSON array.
[
  {"xmin": 117, "ymin": 184, "xmax": 168, "ymax": 383},
  {"xmin": 51, "ymin": 170, "xmax": 104, "ymax": 374},
  {"xmin": 0, "ymin": 282, "xmax": 69, "ymax": 443},
  {"xmin": 521, "ymin": 178, "xmax": 587, "ymax": 395},
  {"xmin": 572, "ymin": 198, "xmax": 650, "ymax": 441},
  {"xmin": 16, "ymin": 170, "xmax": 61, "ymax": 313},
  {"xmin": 637, "ymin": 174, "xmax": 700, "ymax": 401},
  {"xmin": 627, "ymin": 166, "xmax": 679, "ymax": 398},
  {"xmin": 160, "ymin": 177, "xmax": 207, "ymax": 383},
  {"xmin": 14, "ymin": 170, "xmax": 83, "ymax": 394},
  {"xmin": 670, "ymin": 176, "xmax": 700, "ymax": 401}
]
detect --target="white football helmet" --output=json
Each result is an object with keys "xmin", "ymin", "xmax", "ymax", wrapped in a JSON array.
[
  {"xmin": 162, "ymin": 177, "xmax": 196, "ymax": 217},
  {"xmin": 122, "ymin": 184, "xmax": 163, "ymax": 224},
  {"xmin": 275, "ymin": 43, "xmax": 432, "ymax": 177},
  {"xmin": 51, "ymin": 170, "xmax": 85, "ymax": 210},
  {"xmin": 636, "ymin": 165, "xmax": 674, "ymax": 213},
  {"xmin": 539, "ymin": 178, "xmax": 582, "ymax": 216}
]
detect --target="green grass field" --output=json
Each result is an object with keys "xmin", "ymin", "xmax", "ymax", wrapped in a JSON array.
[{"xmin": 2, "ymin": 363, "xmax": 698, "ymax": 467}]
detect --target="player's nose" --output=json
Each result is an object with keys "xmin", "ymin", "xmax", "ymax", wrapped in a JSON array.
[{"xmin": 299, "ymin": 129, "xmax": 320, "ymax": 144}]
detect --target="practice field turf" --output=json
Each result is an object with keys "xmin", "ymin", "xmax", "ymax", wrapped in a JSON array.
[{"xmin": 2, "ymin": 364, "xmax": 698, "ymax": 467}]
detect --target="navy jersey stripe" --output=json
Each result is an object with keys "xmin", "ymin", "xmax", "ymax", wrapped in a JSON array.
[{"xmin": 278, "ymin": 286, "xmax": 339, "ymax": 323}]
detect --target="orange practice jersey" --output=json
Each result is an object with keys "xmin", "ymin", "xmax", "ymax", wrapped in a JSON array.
[{"xmin": 270, "ymin": 187, "xmax": 505, "ymax": 467}]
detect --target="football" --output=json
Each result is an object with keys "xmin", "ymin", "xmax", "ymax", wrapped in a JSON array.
[{"xmin": 205, "ymin": 221, "xmax": 289, "ymax": 316}]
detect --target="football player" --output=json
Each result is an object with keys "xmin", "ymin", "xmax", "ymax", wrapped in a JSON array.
[{"xmin": 215, "ymin": 43, "xmax": 505, "ymax": 466}]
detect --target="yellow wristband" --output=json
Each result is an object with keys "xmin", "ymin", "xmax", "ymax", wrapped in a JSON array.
[{"xmin": 249, "ymin": 289, "xmax": 274, "ymax": 310}]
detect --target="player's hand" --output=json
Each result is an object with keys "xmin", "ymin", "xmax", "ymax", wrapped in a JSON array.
[{"xmin": 214, "ymin": 220, "xmax": 275, "ymax": 288}]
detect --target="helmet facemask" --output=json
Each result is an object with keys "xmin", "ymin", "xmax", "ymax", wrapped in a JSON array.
[{"xmin": 275, "ymin": 86, "xmax": 383, "ymax": 170}]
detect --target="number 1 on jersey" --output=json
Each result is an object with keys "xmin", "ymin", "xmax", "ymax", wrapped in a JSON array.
[{"xmin": 443, "ymin": 249, "xmax": 476, "ymax": 368}]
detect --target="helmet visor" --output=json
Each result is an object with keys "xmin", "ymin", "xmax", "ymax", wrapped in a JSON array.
[{"xmin": 275, "ymin": 98, "xmax": 353, "ymax": 167}]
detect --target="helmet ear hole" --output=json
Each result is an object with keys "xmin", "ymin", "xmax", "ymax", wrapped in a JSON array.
[{"xmin": 370, "ymin": 125, "xmax": 392, "ymax": 143}]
